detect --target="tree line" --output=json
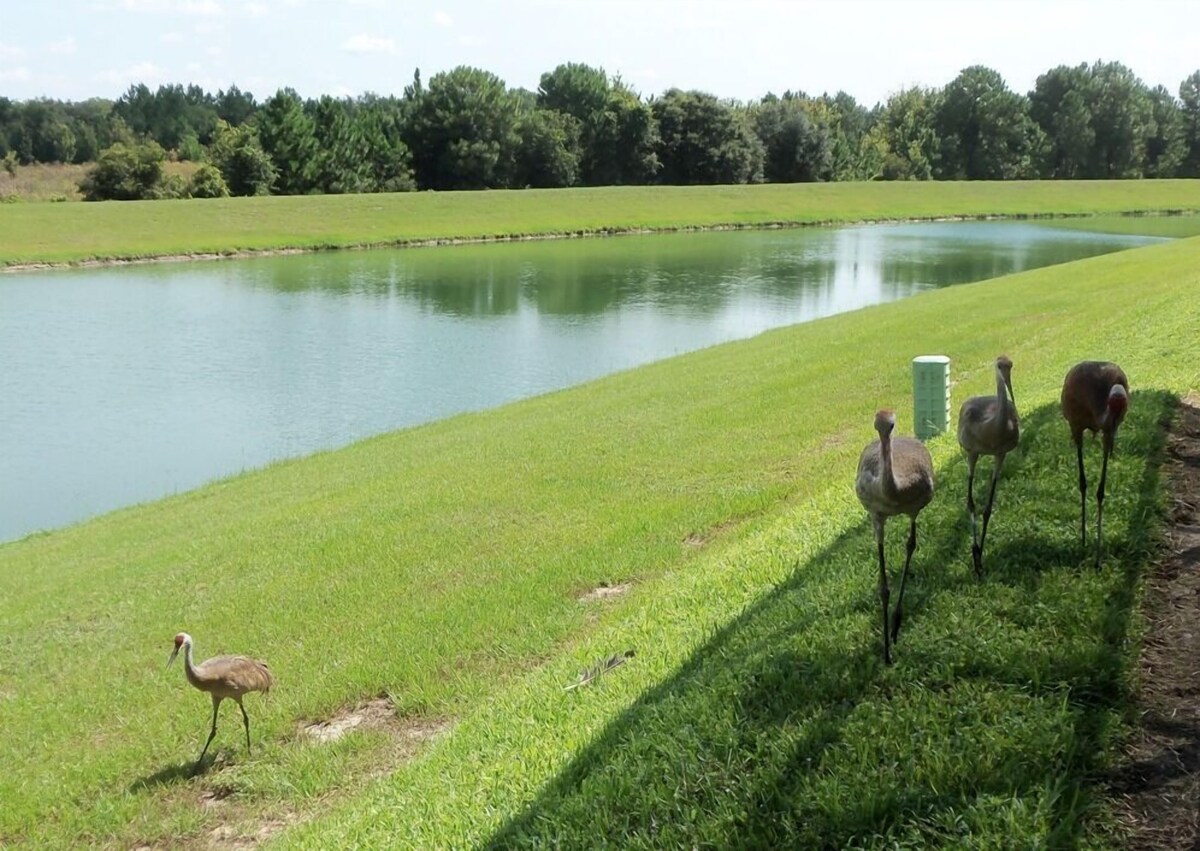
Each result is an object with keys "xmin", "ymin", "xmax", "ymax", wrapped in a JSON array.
[{"xmin": 2, "ymin": 61, "xmax": 1198, "ymax": 201}]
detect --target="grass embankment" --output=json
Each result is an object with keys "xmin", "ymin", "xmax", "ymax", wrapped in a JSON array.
[
  {"xmin": 1040, "ymin": 213, "xmax": 1200, "ymax": 238},
  {"xmin": 1, "ymin": 234, "xmax": 1198, "ymax": 848},
  {"xmin": 1, "ymin": 179, "xmax": 1199, "ymax": 267}
]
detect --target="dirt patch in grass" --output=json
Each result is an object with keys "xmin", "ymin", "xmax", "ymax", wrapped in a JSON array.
[
  {"xmin": 300, "ymin": 696, "xmax": 398, "ymax": 743},
  {"xmin": 173, "ymin": 698, "xmax": 452, "ymax": 849},
  {"xmin": 577, "ymin": 581, "xmax": 633, "ymax": 602},
  {"xmin": 683, "ymin": 517, "xmax": 742, "ymax": 549},
  {"xmin": 204, "ymin": 812, "xmax": 301, "ymax": 850},
  {"xmin": 1113, "ymin": 395, "xmax": 1200, "ymax": 849},
  {"xmin": 199, "ymin": 787, "xmax": 236, "ymax": 809},
  {"xmin": 301, "ymin": 694, "xmax": 451, "ymax": 747}
]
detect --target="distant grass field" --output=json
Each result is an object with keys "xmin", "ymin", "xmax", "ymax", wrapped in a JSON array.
[
  {"xmin": 0, "ymin": 179, "xmax": 1198, "ymax": 267},
  {"xmin": 0, "ymin": 160, "xmax": 199, "ymax": 204},
  {"xmin": 1, "ymin": 232, "xmax": 1198, "ymax": 848}
]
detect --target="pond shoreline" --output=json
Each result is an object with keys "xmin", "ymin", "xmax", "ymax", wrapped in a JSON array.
[{"xmin": 3, "ymin": 207, "xmax": 1194, "ymax": 274}]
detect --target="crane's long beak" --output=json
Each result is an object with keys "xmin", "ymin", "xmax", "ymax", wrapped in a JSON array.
[
  {"xmin": 167, "ymin": 646, "xmax": 179, "ymax": 669},
  {"xmin": 1004, "ymin": 376, "xmax": 1016, "ymax": 407}
]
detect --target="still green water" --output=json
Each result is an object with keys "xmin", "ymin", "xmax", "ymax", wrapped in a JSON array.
[{"xmin": 0, "ymin": 221, "xmax": 1161, "ymax": 542}]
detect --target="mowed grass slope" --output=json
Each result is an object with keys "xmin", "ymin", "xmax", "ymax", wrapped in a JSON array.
[
  {"xmin": 0, "ymin": 236, "xmax": 1198, "ymax": 847},
  {"xmin": 1040, "ymin": 212, "xmax": 1200, "ymax": 238},
  {"xmin": 283, "ymin": 237, "xmax": 1200, "ymax": 849},
  {"xmin": 2, "ymin": 178, "xmax": 1199, "ymax": 266}
]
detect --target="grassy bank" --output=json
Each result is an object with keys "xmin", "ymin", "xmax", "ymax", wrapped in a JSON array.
[
  {"xmin": 1, "ymin": 179, "xmax": 1199, "ymax": 267},
  {"xmin": 1, "ymin": 231, "xmax": 1198, "ymax": 847},
  {"xmin": 1040, "ymin": 213, "xmax": 1200, "ymax": 238}
]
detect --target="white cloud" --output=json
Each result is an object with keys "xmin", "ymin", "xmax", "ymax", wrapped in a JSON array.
[
  {"xmin": 161, "ymin": 31, "xmax": 184, "ymax": 42},
  {"xmin": 49, "ymin": 37, "xmax": 78, "ymax": 55},
  {"xmin": 0, "ymin": 42, "xmax": 26, "ymax": 59},
  {"xmin": 458, "ymin": 34, "xmax": 484, "ymax": 47},
  {"xmin": 119, "ymin": 0, "xmax": 223, "ymax": 14},
  {"xmin": 99, "ymin": 61, "xmax": 166, "ymax": 86},
  {"xmin": 340, "ymin": 33, "xmax": 395, "ymax": 54},
  {"xmin": 433, "ymin": 10, "xmax": 453, "ymax": 27},
  {"xmin": 181, "ymin": 0, "xmax": 224, "ymax": 15},
  {"xmin": 0, "ymin": 66, "xmax": 31, "ymax": 82},
  {"xmin": 245, "ymin": 1, "xmax": 268, "ymax": 16},
  {"xmin": 185, "ymin": 61, "xmax": 203, "ymax": 73}
]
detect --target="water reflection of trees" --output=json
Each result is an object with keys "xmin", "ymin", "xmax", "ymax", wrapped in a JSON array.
[{"xmin": 238, "ymin": 227, "xmax": 1147, "ymax": 319}]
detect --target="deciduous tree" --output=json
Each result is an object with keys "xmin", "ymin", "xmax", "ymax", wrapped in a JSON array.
[
  {"xmin": 208, "ymin": 120, "xmax": 276, "ymax": 196},
  {"xmin": 1145, "ymin": 85, "xmax": 1186, "ymax": 177},
  {"xmin": 653, "ymin": 89, "xmax": 762, "ymax": 185},
  {"xmin": 514, "ymin": 107, "xmax": 582, "ymax": 188},
  {"xmin": 1030, "ymin": 65, "xmax": 1095, "ymax": 178},
  {"xmin": 1086, "ymin": 61, "xmax": 1154, "ymax": 177},
  {"xmin": 871, "ymin": 87, "xmax": 941, "ymax": 180},
  {"xmin": 1179, "ymin": 70, "xmax": 1200, "ymax": 176},
  {"xmin": 755, "ymin": 93, "xmax": 832, "ymax": 182},
  {"xmin": 78, "ymin": 141, "xmax": 167, "ymax": 200}
]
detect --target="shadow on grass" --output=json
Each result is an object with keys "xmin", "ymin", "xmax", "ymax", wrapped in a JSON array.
[
  {"xmin": 484, "ymin": 391, "xmax": 1176, "ymax": 848},
  {"xmin": 128, "ymin": 760, "xmax": 199, "ymax": 792}
]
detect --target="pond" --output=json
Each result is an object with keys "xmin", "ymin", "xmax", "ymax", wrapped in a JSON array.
[{"xmin": 0, "ymin": 221, "xmax": 1162, "ymax": 542}]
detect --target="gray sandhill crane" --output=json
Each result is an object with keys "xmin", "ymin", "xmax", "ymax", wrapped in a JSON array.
[
  {"xmin": 855, "ymin": 409, "xmax": 935, "ymax": 665},
  {"xmin": 1060, "ymin": 360, "xmax": 1129, "ymax": 568},
  {"xmin": 957, "ymin": 355, "xmax": 1019, "ymax": 577},
  {"xmin": 167, "ymin": 632, "xmax": 274, "ymax": 773}
]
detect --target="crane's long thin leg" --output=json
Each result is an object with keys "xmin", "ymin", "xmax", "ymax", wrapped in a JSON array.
[
  {"xmin": 1075, "ymin": 438, "xmax": 1088, "ymax": 551},
  {"xmin": 966, "ymin": 454, "xmax": 981, "ymax": 578},
  {"xmin": 238, "ymin": 699, "xmax": 252, "ymax": 754},
  {"xmin": 874, "ymin": 515, "xmax": 891, "ymax": 666},
  {"xmin": 1096, "ymin": 442, "xmax": 1111, "ymax": 569},
  {"xmin": 978, "ymin": 452, "xmax": 1006, "ymax": 571},
  {"xmin": 890, "ymin": 517, "xmax": 918, "ymax": 643},
  {"xmin": 193, "ymin": 696, "xmax": 221, "ymax": 774}
]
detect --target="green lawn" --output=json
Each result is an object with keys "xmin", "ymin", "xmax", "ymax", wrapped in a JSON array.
[
  {"xmin": 1, "ymin": 229, "xmax": 1198, "ymax": 847},
  {"xmin": 1, "ymin": 179, "xmax": 1199, "ymax": 267},
  {"xmin": 1038, "ymin": 212, "xmax": 1200, "ymax": 238}
]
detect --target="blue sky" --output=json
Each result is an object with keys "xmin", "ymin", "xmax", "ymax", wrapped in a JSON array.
[{"xmin": 1, "ymin": 0, "xmax": 1197, "ymax": 106}]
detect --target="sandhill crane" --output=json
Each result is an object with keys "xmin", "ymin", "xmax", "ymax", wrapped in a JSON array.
[
  {"xmin": 957, "ymin": 355, "xmax": 1019, "ymax": 577},
  {"xmin": 855, "ymin": 409, "xmax": 935, "ymax": 665},
  {"xmin": 1060, "ymin": 361, "xmax": 1129, "ymax": 568},
  {"xmin": 167, "ymin": 632, "xmax": 274, "ymax": 773}
]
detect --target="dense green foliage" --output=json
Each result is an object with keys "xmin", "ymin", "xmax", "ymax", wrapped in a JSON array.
[
  {"xmin": 185, "ymin": 163, "xmax": 229, "ymax": 199},
  {"xmin": 653, "ymin": 89, "xmax": 763, "ymax": 184},
  {"xmin": 208, "ymin": 120, "xmax": 276, "ymax": 196},
  {"xmin": 1, "ymin": 228, "xmax": 1197, "ymax": 847},
  {"xmin": 4, "ymin": 60, "xmax": 1200, "ymax": 200},
  {"xmin": 77, "ymin": 140, "xmax": 167, "ymax": 201}
]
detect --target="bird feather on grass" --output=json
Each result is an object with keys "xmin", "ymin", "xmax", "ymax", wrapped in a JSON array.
[{"xmin": 564, "ymin": 649, "xmax": 635, "ymax": 691}]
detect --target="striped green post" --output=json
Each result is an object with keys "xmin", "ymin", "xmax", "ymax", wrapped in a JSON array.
[{"xmin": 912, "ymin": 355, "xmax": 951, "ymax": 441}]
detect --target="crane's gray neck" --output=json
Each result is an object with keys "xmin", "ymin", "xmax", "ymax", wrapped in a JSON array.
[
  {"xmin": 182, "ymin": 640, "xmax": 200, "ymax": 686},
  {"xmin": 995, "ymin": 366, "xmax": 1010, "ymax": 420},
  {"xmin": 879, "ymin": 429, "xmax": 898, "ymax": 497}
]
